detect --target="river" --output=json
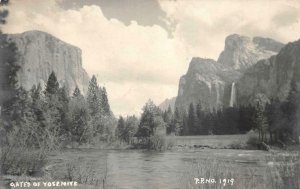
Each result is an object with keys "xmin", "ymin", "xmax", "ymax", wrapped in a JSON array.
[{"xmin": 46, "ymin": 148, "xmax": 298, "ymax": 189}]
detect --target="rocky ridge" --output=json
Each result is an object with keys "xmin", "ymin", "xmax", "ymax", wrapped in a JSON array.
[{"xmin": 175, "ymin": 34, "xmax": 284, "ymax": 110}]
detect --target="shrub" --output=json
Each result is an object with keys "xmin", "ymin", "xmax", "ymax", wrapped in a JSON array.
[
  {"xmin": 50, "ymin": 157, "xmax": 108, "ymax": 188},
  {"xmin": 149, "ymin": 134, "xmax": 166, "ymax": 151},
  {"xmin": 0, "ymin": 147, "xmax": 47, "ymax": 176},
  {"xmin": 0, "ymin": 127, "xmax": 48, "ymax": 176},
  {"xmin": 229, "ymin": 141, "xmax": 244, "ymax": 149},
  {"xmin": 179, "ymin": 153, "xmax": 300, "ymax": 189},
  {"xmin": 246, "ymin": 130, "xmax": 260, "ymax": 148}
]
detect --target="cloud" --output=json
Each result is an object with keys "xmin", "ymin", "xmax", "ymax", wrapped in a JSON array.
[
  {"xmin": 4, "ymin": 0, "xmax": 188, "ymax": 116},
  {"xmin": 159, "ymin": 0, "xmax": 300, "ymax": 58}
]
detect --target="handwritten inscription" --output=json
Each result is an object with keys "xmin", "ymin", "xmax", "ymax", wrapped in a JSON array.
[
  {"xmin": 10, "ymin": 181, "xmax": 78, "ymax": 188},
  {"xmin": 194, "ymin": 178, "xmax": 234, "ymax": 186}
]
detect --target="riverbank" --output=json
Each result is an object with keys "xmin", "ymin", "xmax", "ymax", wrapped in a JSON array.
[
  {"xmin": 68, "ymin": 134, "xmax": 297, "ymax": 151},
  {"xmin": 1, "ymin": 134, "xmax": 299, "ymax": 189},
  {"xmin": 2, "ymin": 148, "xmax": 299, "ymax": 189}
]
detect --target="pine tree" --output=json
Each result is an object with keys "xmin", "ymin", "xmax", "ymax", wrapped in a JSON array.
[
  {"xmin": 45, "ymin": 71, "xmax": 59, "ymax": 96},
  {"xmin": 57, "ymin": 86, "xmax": 70, "ymax": 137},
  {"xmin": 29, "ymin": 84, "xmax": 46, "ymax": 147},
  {"xmin": 182, "ymin": 112, "xmax": 188, "ymax": 136},
  {"xmin": 43, "ymin": 72, "xmax": 65, "ymax": 145},
  {"xmin": 72, "ymin": 86, "xmax": 81, "ymax": 98},
  {"xmin": 265, "ymin": 99, "xmax": 284, "ymax": 143},
  {"xmin": 196, "ymin": 102, "xmax": 204, "ymax": 135},
  {"xmin": 101, "ymin": 87, "xmax": 111, "ymax": 116},
  {"xmin": 116, "ymin": 116, "xmax": 126, "ymax": 141},
  {"xmin": 172, "ymin": 107, "xmax": 182, "ymax": 135},
  {"xmin": 124, "ymin": 115, "xmax": 139, "ymax": 143},
  {"xmin": 87, "ymin": 75, "xmax": 101, "ymax": 116},
  {"xmin": 164, "ymin": 106, "xmax": 173, "ymax": 134},
  {"xmin": 69, "ymin": 87, "xmax": 89, "ymax": 144},
  {"xmin": 1, "ymin": 41, "xmax": 20, "ymax": 121},
  {"xmin": 187, "ymin": 103, "xmax": 196, "ymax": 135},
  {"xmin": 253, "ymin": 103, "xmax": 268, "ymax": 142},
  {"xmin": 30, "ymin": 84, "xmax": 45, "ymax": 126},
  {"xmin": 136, "ymin": 100, "xmax": 164, "ymax": 137},
  {"xmin": 282, "ymin": 79, "xmax": 300, "ymax": 142}
]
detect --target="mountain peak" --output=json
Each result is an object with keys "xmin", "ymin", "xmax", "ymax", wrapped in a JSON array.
[
  {"xmin": 224, "ymin": 34, "xmax": 251, "ymax": 49},
  {"xmin": 218, "ymin": 34, "xmax": 284, "ymax": 70}
]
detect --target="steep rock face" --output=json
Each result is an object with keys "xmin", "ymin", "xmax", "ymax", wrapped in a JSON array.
[
  {"xmin": 175, "ymin": 58, "xmax": 240, "ymax": 110},
  {"xmin": 237, "ymin": 39, "xmax": 300, "ymax": 105},
  {"xmin": 175, "ymin": 34, "xmax": 284, "ymax": 110},
  {"xmin": 218, "ymin": 34, "xmax": 284, "ymax": 70},
  {"xmin": 0, "ymin": 30, "xmax": 89, "ymax": 94}
]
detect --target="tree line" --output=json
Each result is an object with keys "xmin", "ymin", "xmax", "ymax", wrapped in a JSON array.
[
  {"xmin": 115, "ymin": 79, "xmax": 300, "ymax": 146},
  {"xmin": 1, "ymin": 70, "xmax": 115, "ymax": 149}
]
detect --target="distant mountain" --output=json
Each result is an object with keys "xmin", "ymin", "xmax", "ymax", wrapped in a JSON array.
[
  {"xmin": 0, "ymin": 30, "xmax": 90, "ymax": 95},
  {"xmin": 175, "ymin": 34, "xmax": 284, "ymax": 110},
  {"xmin": 159, "ymin": 97, "xmax": 176, "ymax": 111}
]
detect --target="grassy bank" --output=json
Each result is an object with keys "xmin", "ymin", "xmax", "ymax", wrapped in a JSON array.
[
  {"xmin": 179, "ymin": 152, "xmax": 300, "ymax": 189},
  {"xmin": 168, "ymin": 135, "xmax": 248, "ymax": 149}
]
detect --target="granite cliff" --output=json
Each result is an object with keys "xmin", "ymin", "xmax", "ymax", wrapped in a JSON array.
[
  {"xmin": 237, "ymin": 39, "xmax": 300, "ymax": 105},
  {"xmin": 0, "ymin": 30, "xmax": 89, "ymax": 95},
  {"xmin": 175, "ymin": 34, "xmax": 284, "ymax": 110},
  {"xmin": 218, "ymin": 34, "xmax": 283, "ymax": 71}
]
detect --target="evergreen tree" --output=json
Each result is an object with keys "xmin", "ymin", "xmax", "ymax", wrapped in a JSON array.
[
  {"xmin": 124, "ymin": 115, "xmax": 139, "ymax": 143},
  {"xmin": 30, "ymin": 84, "xmax": 44, "ymax": 122},
  {"xmin": 43, "ymin": 72, "xmax": 64, "ymax": 145},
  {"xmin": 10, "ymin": 87, "xmax": 30, "ymax": 127},
  {"xmin": 182, "ymin": 111, "xmax": 188, "ymax": 136},
  {"xmin": 87, "ymin": 75, "xmax": 102, "ymax": 116},
  {"xmin": 69, "ymin": 87, "xmax": 89, "ymax": 144},
  {"xmin": 136, "ymin": 100, "xmax": 164, "ymax": 137},
  {"xmin": 72, "ymin": 86, "xmax": 81, "ymax": 98},
  {"xmin": 29, "ymin": 84, "xmax": 46, "ymax": 147},
  {"xmin": 101, "ymin": 87, "xmax": 111, "ymax": 116},
  {"xmin": 253, "ymin": 103, "xmax": 268, "ymax": 142},
  {"xmin": 1, "ymin": 41, "xmax": 20, "ymax": 124},
  {"xmin": 86, "ymin": 75, "xmax": 103, "ymax": 135},
  {"xmin": 282, "ymin": 79, "xmax": 300, "ymax": 142},
  {"xmin": 265, "ymin": 99, "xmax": 285, "ymax": 143},
  {"xmin": 173, "ymin": 107, "xmax": 182, "ymax": 135},
  {"xmin": 163, "ymin": 106, "xmax": 173, "ymax": 134},
  {"xmin": 2, "ymin": 86, "xmax": 43, "ymax": 147},
  {"xmin": 45, "ymin": 71, "xmax": 59, "ymax": 96},
  {"xmin": 187, "ymin": 103, "xmax": 196, "ymax": 135},
  {"xmin": 196, "ymin": 102, "xmax": 204, "ymax": 135},
  {"xmin": 238, "ymin": 105, "xmax": 255, "ymax": 134},
  {"xmin": 116, "ymin": 116, "xmax": 126, "ymax": 141},
  {"xmin": 57, "ymin": 86, "xmax": 70, "ymax": 137}
]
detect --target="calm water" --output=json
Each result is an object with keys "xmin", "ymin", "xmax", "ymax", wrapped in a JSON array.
[{"xmin": 48, "ymin": 149, "xmax": 278, "ymax": 189}]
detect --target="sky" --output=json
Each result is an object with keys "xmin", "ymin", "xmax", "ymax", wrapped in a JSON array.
[{"xmin": 3, "ymin": 0, "xmax": 300, "ymax": 116}]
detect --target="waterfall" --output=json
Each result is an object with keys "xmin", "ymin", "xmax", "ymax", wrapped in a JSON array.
[{"xmin": 229, "ymin": 82, "xmax": 236, "ymax": 107}]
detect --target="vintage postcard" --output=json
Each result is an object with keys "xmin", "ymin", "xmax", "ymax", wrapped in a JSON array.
[{"xmin": 0, "ymin": 0, "xmax": 299, "ymax": 189}]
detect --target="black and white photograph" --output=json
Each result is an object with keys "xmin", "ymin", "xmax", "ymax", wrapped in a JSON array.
[{"xmin": 0, "ymin": 0, "xmax": 299, "ymax": 188}]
